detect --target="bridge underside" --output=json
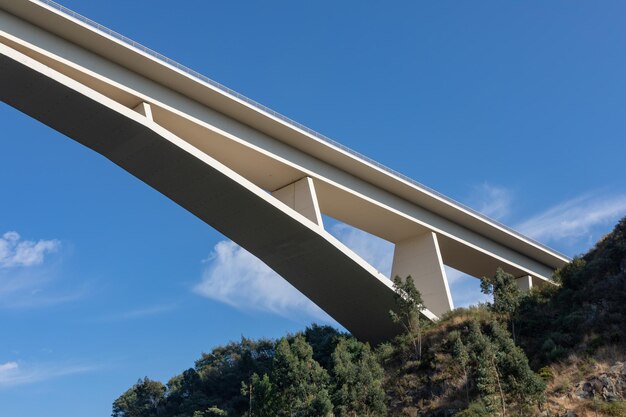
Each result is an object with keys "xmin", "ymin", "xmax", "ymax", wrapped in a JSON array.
[
  {"xmin": 0, "ymin": 1, "xmax": 570, "ymax": 345},
  {"xmin": 0, "ymin": 45, "xmax": 417, "ymax": 344}
]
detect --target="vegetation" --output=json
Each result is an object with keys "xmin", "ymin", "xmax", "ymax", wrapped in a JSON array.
[
  {"xmin": 389, "ymin": 275, "xmax": 425, "ymax": 360},
  {"xmin": 517, "ymin": 217, "xmax": 626, "ymax": 368},
  {"xmin": 113, "ymin": 217, "xmax": 626, "ymax": 416}
]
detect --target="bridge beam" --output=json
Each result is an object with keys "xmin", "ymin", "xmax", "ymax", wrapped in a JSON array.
[
  {"xmin": 272, "ymin": 177, "xmax": 323, "ymax": 228},
  {"xmin": 391, "ymin": 232, "xmax": 453, "ymax": 318}
]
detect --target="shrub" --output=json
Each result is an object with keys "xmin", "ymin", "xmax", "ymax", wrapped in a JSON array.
[
  {"xmin": 454, "ymin": 400, "xmax": 491, "ymax": 417},
  {"xmin": 537, "ymin": 367, "xmax": 554, "ymax": 382},
  {"xmin": 592, "ymin": 400, "xmax": 626, "ymax": 417}
]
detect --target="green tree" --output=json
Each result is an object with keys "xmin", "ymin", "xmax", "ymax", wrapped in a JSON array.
[
  {"xmin": 462, "ymin": 320, "xmax": 545, "ymax": 417},
  {"xmin": 241, "ymin": 373, "xmax": 275, "ymax": 417},
  {"xmin": 192, "ymin": 337, "xmax": 275, "ymax": 415},
  {"xmin": 480, "ymin": 268, "xmax": 522, "ymax": 317},
  {"xmin": 466, "ymin": 321, "xmax": 506, "ymax": 417},
  {"xmin": 164, "ymin": 369, "xmax": 208, "ymax": 416},
  {"xmin": 451, "ymin": 332, "xmax": 470, "ymax": 404},
  {"xmin": 489, "ymin": 321, "xmax": 545, "ymax": 416},
  {"xmin": 480, "ymin": 268, "xmax": 522, "ymax": 339},
  {"xmin": 304, "ymin": 324, "xmax": 343, "ymax": 371},
  {"xmin": 331, "ymin": 337, "xmax": 387, "ymax": 417},
  {"xmin": 389, "ymin": 275, "xmax": 425, "ymax": 359},
  {"xmin": 112, "ymin": 377, "xmax": 166, "ymax": 417},
  {"xmin": 270, "ymin": 336, "xmax": 332, "ymax": 416}
]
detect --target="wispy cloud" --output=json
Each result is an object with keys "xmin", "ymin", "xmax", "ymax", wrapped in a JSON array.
[
  {"xmin": 0, "ymin": 289, "xmax": 87, "ymax": 309},
  {"xmin": 467, "ymin": 183, "xmax": 512, "ymax": 221},
  {"xmin": 0, "ymin": 231, "xmax": 85, "ymax": 309},
  {"xmin": 194, "ymin": 240, "xmax": 334, "ymax": 323},
  {"xmin": 193, "ymin": 220, "xmax": 397, "ymax": 323},
  {"xmin": 0, "ymin": 232, "xmax": 59, "ymax": 269},
  {"xmin": 516, "ymin": 192, "xmax": 626, "ymax": 246},
  {"xmin": 93, "ymin": 304, "xmax": 177, "ymax": 323},
  {"xmin": 0, "ymin": 360, "xmax": 96, "ymax": 388}
]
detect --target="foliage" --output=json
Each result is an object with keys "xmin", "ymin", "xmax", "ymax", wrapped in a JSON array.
[
  {"xmin": 592, "ymin": 400, "xmax": 626, "ymax": 417},
  {"xmin": 113, "ymin": 327, "xmax": 387, "ymax": 417},
  {"xmin": 264, "ymin": 335, "xmax": 333, "ymax": 416},
  {"xmin": 112, "ymin": 377, "xmax": 166, "ymax": 417},
  {"xmin": 517, "ymin": 216, "xmax": 626, "ymax": 368},
  {"xmin": 192, "ymin": 407, "xmax": 227, "ymax": 417},
  {"xmin": 480, "ymin": 267, "xmax": 523, "ymax": 342},
  {"xmin": 389, "ymin": 275, "xmax": 425, "ymax": 360},
  {"xmin": 480, "ymin": 268, "xmax": 522, "ymax": 318},
  {"xmin": 304, "ymin": 324, "xmax": 344, "ymax": 371},
  {"xmin": 537, "ymin": 366, "xmax": 554, "ymax": 382},
  {"xmin": 331, "ymin": 337, "xmax": 387, "ymax": 417},
  {"xmin": 241, "ymin": 373, "xmax": 274, "ymax": 417},
  {"xmin": 454, "ymin": 400, "xmax": 491, "ymax": 417}
]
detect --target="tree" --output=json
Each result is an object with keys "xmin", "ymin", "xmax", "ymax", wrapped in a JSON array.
[
  {"xmin": 192, "ymin": 337, "xmax": 275, "ymax": 415},
  {"xmin": 451, "ymin": 332, "xmax": 470, "ymax": 404},
  {"xmin": 466, "ymin": 321, "xmax": 506, "ymax": 417},
  {"xmin": 331, "ymin": 337, "xmax": 387, "ymax": 417},
  {"xmin": 488, "ymin": 321, "xmax": 545, "ymax": 416},
  {"xmin": 112, "ymin": 377, "xmax": 166, "ymax": 417},
  {"xmin": 389, "ymin": 275, "xmax": 425, "ymax": 359},
  {"xmin": 462, "ymin": 320, "xmax": 545, "ymax": 417},
  {"xmin": 270, "ymin": 336, "xmax": 333, "ymax": 416},
  {"xmin": 241, "ymin": 373, "xmax": 275, "ymax": 417},
  {"xmin": 164, "ymin": 368, "xmax": 208, "ymax": 416},
  {"xmin": 480, "ymin": 268, "xmax": 522, "ymax": 317},
  {"xmin": 480, "ymin": 268, "xmax": 522, "ymax": 339},
  {"xmin": 304, "ymin": 324, "xmax": 343, "ymax": 371}
]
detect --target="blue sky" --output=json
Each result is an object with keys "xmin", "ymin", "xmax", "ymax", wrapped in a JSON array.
[{"xmin": 2, "ymin": 1, "xmax": 626, "ymax": 416}]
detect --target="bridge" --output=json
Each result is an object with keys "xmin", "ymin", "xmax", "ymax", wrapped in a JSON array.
[{"xmin": 0, "ymin": 0, "xmax": 570, "ymax": 344}]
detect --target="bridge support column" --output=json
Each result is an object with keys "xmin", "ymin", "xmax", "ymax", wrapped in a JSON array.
[
  {"xmin": 272, "ymin": 177, "xmax": 323, "ymax": 227},
  {"xmin": 516, "ymin": 275, "xmax": 533, "ymax": 291},
  {"xmin": 391, "ymin": 232, "xmax": 453, "ymax": 318}
]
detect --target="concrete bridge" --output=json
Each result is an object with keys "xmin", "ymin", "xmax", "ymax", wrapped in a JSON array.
[{"xmin": 0, "ymin": 0, "xmax": 569, "ymax": 344}]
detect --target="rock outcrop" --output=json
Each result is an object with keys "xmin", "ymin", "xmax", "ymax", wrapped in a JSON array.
[{"xmin": 574, "ymin": 362, "xmax": 626, "ymax": 401}]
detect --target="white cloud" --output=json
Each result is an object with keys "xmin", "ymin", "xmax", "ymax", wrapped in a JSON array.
[
  {"xmin": 0, "ymin": 360, "xmax": 95, "ymax": 388},
  {"xmin": 194, "ymin": 222, "xmax": 394, "ymax": 324},
  {"xmin": 516, "ymin": 193, "xmax": 626, "ymax": 245},
  {"xmin": 0, "ymin": 361, "xmax": 18, "ymax": 373},
  {"xmin": 0, "ymin": 232, "xmax": 60, "ymax": 268},
  {"xmin": 0, "ymin": 231, "xmax": 84, "ymax": 309},
  {"xmin": 194, "ymin": 240, "xmax": 334, "ymax": 323},
  {"xmin": 468, "ymin": 183, "xmax": 512, "ymax": 220}
]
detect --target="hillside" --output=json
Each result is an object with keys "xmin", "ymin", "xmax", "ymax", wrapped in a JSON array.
[{"xmin": 111, "ymin": 217, "xmax": 626, "ymax": 417}]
